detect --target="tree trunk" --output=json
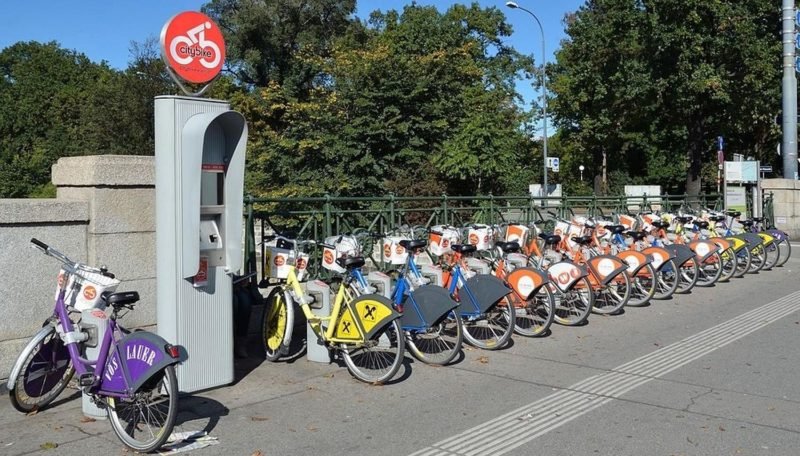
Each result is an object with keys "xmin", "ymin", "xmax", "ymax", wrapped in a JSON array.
[{"xmin": 685, "ymin": 122, "xmax": 704, "ymax": 196}]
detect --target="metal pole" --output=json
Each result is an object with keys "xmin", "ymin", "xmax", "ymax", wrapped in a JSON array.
[
  {"xmin": 506, "ymin": 2, "xmax": 548, "ymax": 197},
  {"xmin": 782, "ymin": 0, "xmax": 798, "ymax": 179}
]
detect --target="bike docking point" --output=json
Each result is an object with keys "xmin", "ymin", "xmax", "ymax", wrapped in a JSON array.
[{"xmin": 304, "ymin": 280, "xmax": 332, "ymax": 363}]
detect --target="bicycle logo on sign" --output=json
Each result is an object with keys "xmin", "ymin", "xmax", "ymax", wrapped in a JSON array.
[{"xmin": 169, "ymin": 21, "xmax": 221, "ymax": 69}]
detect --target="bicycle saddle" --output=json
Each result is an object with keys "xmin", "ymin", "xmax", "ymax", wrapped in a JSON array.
[
  {"xmin": 571, "ymin": 235, "xmax": 593, "ymax": 245},
  {"xmin": 651, "ymin": 220, "xmax": 670, "ymax": 229},
  {"xmin": 692, "ymin": 220, "xmax": 709, "ymax": 229},
  {"xmin": 709, "ymin": 215, "xmax": 726, "ymax": 222},
  {"xmin": 740, "ymin": 220, "xmax": 755, "ymax": 228},
  {"xmin": 542, "ymin": 234, "xmax": 561, "ymax": 245},
  {"xmin": 726, "ymin": 210, "xmax": 741, "ymax": 218},
  {"xmin": 608, "ymin": 224, "xmax": 626, "ymax": 234},
  {"xmin": 451, "ymin": 244, "xmax": 477, "ymax": 254},
  {"xmin": 676, "ymin": 216, "xmax": 693, "ymax": 224},
  {"xmin": 399, "ymin": 239, "xmax": 427, "ymax": 251},
  {"xmin": 625, "ymin": 231, "xmax": 648, "ymax": 241},
  {"xmin": 495, "ymin": 241, "xmax": 520, "ymax": 253},
  {"xmin": 336, "ymin": 256, "xmax": 365, "ymax": 269},
  {"xmin": 752, "ymin": 217, "xmax": 763, "ymax": 223},
  {"xmin": 104, "ymin": 291, "xmax": 139, "ymax": 308}
]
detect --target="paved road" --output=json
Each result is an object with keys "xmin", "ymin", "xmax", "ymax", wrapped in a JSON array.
[{"xmin": 2, "ymin": 253, "xmax": 799, "ymax": 455}]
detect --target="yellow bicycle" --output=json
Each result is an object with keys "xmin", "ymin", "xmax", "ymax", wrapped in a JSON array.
[{"xmin": 260, "ymin": 236, "xmax": 405, "ymax": 383}]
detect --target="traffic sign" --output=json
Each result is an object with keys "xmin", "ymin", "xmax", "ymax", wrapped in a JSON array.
[
  {"xmin": 160, "ymin": 11, "xmax": 226, "ymax": 84},
  {"xmin": 760, "ymin": 165, "xmax": 773, "ymax": 173},
  {"xmin": 547, "ymin": 157, "xmax": 559, "ymax": 172}
]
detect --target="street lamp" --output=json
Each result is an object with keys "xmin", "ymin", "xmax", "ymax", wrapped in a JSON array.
[
  {"xmin": 579, "ymin": 165, "xmax": 585, "ymax": 181},
  {"xmin": 506, "ymin": 1, "xmax": 549, "ymax": 200}
]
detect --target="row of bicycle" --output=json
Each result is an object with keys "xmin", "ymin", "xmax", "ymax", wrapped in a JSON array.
[{"xmin": 258, "ymin": 208, "xmax": 791, "ymax": 384}]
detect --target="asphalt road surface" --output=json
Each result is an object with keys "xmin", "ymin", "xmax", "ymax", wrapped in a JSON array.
[{"xmin": 2, "ymin": 251, "xmax": 799, "ymax": 456}]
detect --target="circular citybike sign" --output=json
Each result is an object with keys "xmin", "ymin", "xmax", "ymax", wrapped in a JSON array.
[{"xmin": 160, "ymin": 11, "xmax": 225, "ymax": 84}]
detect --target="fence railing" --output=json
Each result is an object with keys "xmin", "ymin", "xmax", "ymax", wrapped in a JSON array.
[{"xmin": 242, "ymin": 192, "xmax": 724, "ymax": 284}]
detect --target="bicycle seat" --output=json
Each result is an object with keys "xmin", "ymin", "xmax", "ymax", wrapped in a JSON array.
[
  {"xmin": 104, "ymin": 291, "xmax": 139, "ymax": 308},
  {"xmin": 651, "ymin": 220, "xmax": 670, "ymax": 229},
  {"xmin": 542, "ymin": 234, "xmax": 561, "ymax": 245},
  {"xmin": 676, "ymin": 216, "xmax": 693, "ymax": 224},
  {"xmin": 692, "ymin": 220, "xmax": 709, "ymax": 230},
  {"xmin": 740, "ymin": 220, "xmax": 755, "ymax": 228},
  {"xmin": 726, "ymin": 210, "xmax": 741, "ymax": 218},
  {"xmin": 752, "ymin": 217, "xmax": 763, "ymax": 222},
  {"xmin": 572, "ymin": 235, "xmax": 593, "ymax": 245},
  {"xmin": 451, "ymin": 244, "xmax": 477, "ymax": 254},
  {"xmin": 709, "ymin": 215, "xmax": 726, "ymax": 222},
  {"xmin": 606, "ymin": 225, "xmax": 625, "ymax": 234},
  {"xmin": 399, "ymin": 239, "xmax": 427, "ymax": 251},
  {"xmin": 625, "ymin": 231, "xmax": 648, "ymax": 241},
  {"xmin": 336, "ymin": 256, "xmax": 365, "ymax": 269},
  {"xmin": 495, "ymin": 241, "xmax": 520, "ymax": 253}
]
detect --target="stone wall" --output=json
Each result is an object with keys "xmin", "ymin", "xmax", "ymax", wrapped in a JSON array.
[
  {"xmin": 762, "ymin": 179, "xmax": 800, "ymax": 239},
  {"xmin": 0, "ymin": 155, "xmax": 155, "ymax": 380}
]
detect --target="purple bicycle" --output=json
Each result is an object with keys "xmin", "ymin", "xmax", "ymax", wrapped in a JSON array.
[{"xmin": 7, "ymin": 239, "xmax": 183, "ymax": 452}]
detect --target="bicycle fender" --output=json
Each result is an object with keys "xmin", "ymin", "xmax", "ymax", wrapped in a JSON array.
[
  {"xmin": 724, "ymin": 236, "xmax": 747, "ymax": 253},
  {"xmin": 757, "ymin": 232, "xmax": 775, "ymax": 247},
  {"xmin": 345, "ymin": 294, "xmax": 401, "ymax": 341},
  {"xmin": 688, "ymin": 240, "xmax": 718, "ymax": 263},
  {"xmin": 767, "ymin": 229, "xmax": 789, "ymax": 242},
  {"xmin": 641, "ymin": 247, "xmax": 675, "ymax": 272},
  {"xmin": 546, "ymin": 261, "xmax": 588, "ymax": 293},
  {"xmin": 403, "ymin": 285, "xmax": 459, "ymax": 329},
  {"xmin": 587, "ymin": 255, "xmax": 628, "ymax": 286},
  {"xmin": 734, "ymin": 233, "xmax": 763, "ymax": 251},
  {"xmin": 463, "ymin": 274, "xmax": 512, "ymax": 314},
  {"xmin": 616, "ymin": 250, "xmax": 652, "ymax": 276},
  {"xmin": 506, "ymin": 267, "xmax": 549, "ymax": 300},
  {"xmin": 100, "ymin": 331, "xmax": 184, "ymax": 395},
  {"xmin": 710, "ymin": 237, "xmax": 732, "ymax": 252},
  {"xmin": 6, "ymin": 325, "xmax": 55, "ymax": 391},
  {"xmin": 661, "ymin": 244, "xmax": 695, "ymax": 267}
]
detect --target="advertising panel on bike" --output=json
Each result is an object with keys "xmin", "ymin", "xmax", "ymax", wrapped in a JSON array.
[{"xmin": 160, "ymin": 11, "xmax": 226, "ymax": 84}]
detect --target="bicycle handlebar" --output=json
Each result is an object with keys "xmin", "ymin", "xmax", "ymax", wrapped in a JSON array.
[{"xmin": 31, "ymin": 238, "xmax": 110, "ymax": 278}]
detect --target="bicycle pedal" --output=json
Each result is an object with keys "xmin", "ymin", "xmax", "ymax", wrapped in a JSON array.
[{"xmin": 78, "ymin": 373, "xmax": 97, "ymax": 387}]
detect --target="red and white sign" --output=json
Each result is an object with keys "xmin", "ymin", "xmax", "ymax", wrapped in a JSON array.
[
  {"xmin": 193, "ymin": 256, "xmax": 209, "ymax": 287},
  {"xmin": 160, "ymin": 11, "xmax": 225, "ymax": 84}
]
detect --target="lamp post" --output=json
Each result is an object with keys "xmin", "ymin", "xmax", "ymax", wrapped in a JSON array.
[
  {"xmin": 506, "ymin": 1, "xmax": 549, "ymax": 199},
  {"xmin": 579, "ymin": 165, "xmax": 585, "ymax": 181}
]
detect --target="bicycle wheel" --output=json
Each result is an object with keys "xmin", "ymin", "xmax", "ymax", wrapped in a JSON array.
[
  {"xmin": 733, "ymin": 247, "xmax": 751, "ymax": 278},
  {"xmin": 9, "ymin": 327, "xmax": 74, "ymax": 413},
  {"xmin": 462, "ymin": 296, "xmax": 515, "ymax": 350},
  {"xmin": 675, "ymin": 260, "xmax": 698, "ymax": 294},
  {"xmin": 695, "ymin": 251, "xmax": 722, "ymax": 287},
  {"xmin": 342, "ymin": 319, "xmax": 405, "ymax": 383},
  {"xmin": 762, "ymin": 241, "xmax": 779, "ymax": 271},
  {"xmin": 748, "ymin": 245, "xmax": 765, "ymax": 273},
  {"xmin": 553, "ymin": 278, "xmax": 594, "ymax": 326},
  {"xmin": 718, "ymin": 247, "xmax": 737, "ymax": 282},
  {"xmin": 262, "ymin": 287, "xmax": 293, "ymax": 362},
  {"xmin": 776, "ymin": 239, "xmax": 791, "ymax": 267},
  {"xmin": 406, "ymin": 311, "xmax": 463, "ymax": 366},
  {"xmin": 626, "ymin": 264, "xmax": 656, "ymax": 307},
  {"xmin": 107, "ymin": 365, "xmax": 178, "ymax": 453},
  {"xmin": 592, "ymin": 272, "xmax": 630, "ymax": 315},
  {"xmin": 510, "ymin": 286, "xmax": 555, "ymax": 337},
  {"xmin": 653, "ymin": 259, "xmax": 680, "ymax": 299}
]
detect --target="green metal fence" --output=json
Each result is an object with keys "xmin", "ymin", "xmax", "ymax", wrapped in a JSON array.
[{"xmin": 242, "ymin": 192, "xmax": 724, "ymax": 284}]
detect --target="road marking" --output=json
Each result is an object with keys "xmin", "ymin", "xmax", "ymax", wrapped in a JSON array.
[{"xmin": 408, "ymin": 289, "xmax": 800, "ymax": 456}]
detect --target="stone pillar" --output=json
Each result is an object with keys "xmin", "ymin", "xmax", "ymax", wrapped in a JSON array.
[
  {"xmin": 762, "ymin": 178, "xmax": 800, "ymax": 239},
  {"xmin": 52, "ymin": 155, "xmax": 157, "ymax": 328}
]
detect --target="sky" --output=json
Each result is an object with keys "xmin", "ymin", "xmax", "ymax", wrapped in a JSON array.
[{"xmin": 2, "ymin": 0, "xmax": 586, "ymax": 112}]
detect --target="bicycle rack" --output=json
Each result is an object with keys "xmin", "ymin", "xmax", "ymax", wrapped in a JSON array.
[
  {"xmin": 366, "ymin": 271, "xmax": 393, "ymax": 299},
  {"xmin": 304, "ymin": 280, "xmax": 332, "ymax": 363}
]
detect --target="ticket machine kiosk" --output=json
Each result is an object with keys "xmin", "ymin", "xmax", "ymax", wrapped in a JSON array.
[{"xmin": 154, "ymin": 96, "xmax": 247, "ymax": 392}]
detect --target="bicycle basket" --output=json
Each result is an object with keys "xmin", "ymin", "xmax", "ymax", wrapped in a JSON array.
[
  {"xmin": 505, "ymin": 224, "xmax": 529, "ymax": 245},
  {"xmin": 57, "ymin": 269, "xmax": 121, "ymax": 311},
  {"xmin": 322, "ymin": 235, "xmax": 360, "ymax": 273},
  {"xmin": 429, "ymin": 225, "xmax": 460, "ymax": 256},
  {"xmin": 467, "ymin": 225, "xmax": 492, "ymax": 251},
  {"xmin": 383, "ymin": 235, "xmax": 410, "ymax": 265}
]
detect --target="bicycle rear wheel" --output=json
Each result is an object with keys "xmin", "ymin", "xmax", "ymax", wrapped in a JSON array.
[
  {"xmin": 406, "ymin": 312, "xmax": 463, "ymax": 366},
  {"xmin": 553, "ymin": 278, "xmax": 593, "ymax": 326},
  {"xmin": 776, "ymin": 239, "xmax": 791, "ymax": 267},
  {"xmin": 718, "ymin": 247, "xmax": 737, "ymax": 282},
  {"xmin": 107, "ymin": 365, "xmax": 178, "ymax": 453},
  {"xmin": 733, "ymin": 248, "xmax": 751, "ymax": 278},
  {"xmin": 626, "ymin": 264, "xmax": 656, "ymax": 307},
  {"xmin": 592, "ymin": 272, "xmax": 630, "ymax": 315},
  {"xmin": 695, "ymin": 251, "xmax": 722, "ymax": 286},
  {"xmin": 748, "ymin": 245, "xmax": 765, "ymax": 273},
  {"xmin": 462, "ymin": 296, "xmax": 515, "ymax": 350},
  {"xmin": 9, "ymin": 326, "xmax": 74, "ymax": 413},
  {"xmin": 675, "ymin": 260, "xmax": 698, "ymax": 294},
  {"xmin": 762, "ymin": 242, "xmax": 779, "ymax": 270},
  {"xmin": 653, "ymin": 259, "xmax": 679, "ymax": 299},
  {"xmin": 261, "ymin": 287, "xmax": 293, "ymax": 362},
  {"xmin": 342, "ymin": 319, "xmax": 405, "ymax": 383},
  {"xmin": 510, "ymin": 286, "xmax": 555, "ymax": 337}
]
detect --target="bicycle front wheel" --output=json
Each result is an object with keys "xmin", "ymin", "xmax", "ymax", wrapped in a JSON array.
[
  {"xmin": 462, "ymin": 296, "xmax": 515, "ymax": 350},
  {"xmin": 261, "ymin": 287, "xmax": 293, "ymax": 362},
  {"xmin": 626, "ymin": 264, "xmax": 656, "ymax": 307},
  {"xmin": 592, "ymin": 272, "xmax": 630, "ymax": 315},
  {"xmin": 342, "ymin": 319, "xmax": 405, "ymax": 383},
  {"xmin": 406, "ymin": 311, "xmax": 463, "ymax": 366},
  {"xmin": 511, "ymin": 286, "xmax": 555, "ymax": 337},
  {"xmin": 553, "ymin": 278, "xmax": 594, "ymax": 326},
  {"xmin": 107, "ymin": 365, "xmax": 178, "ymax": 453},
  {"xmin": 9, "ymin": 326, "xmax": 74, "ymax": 413}
]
